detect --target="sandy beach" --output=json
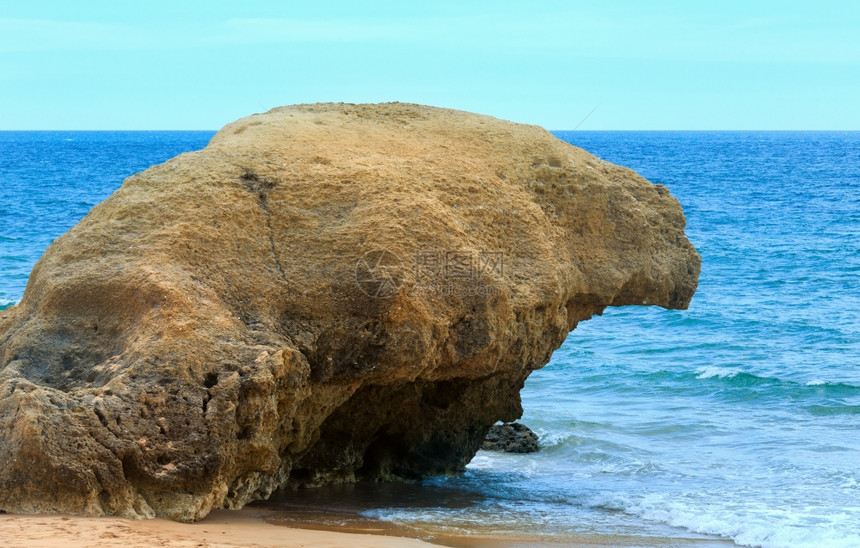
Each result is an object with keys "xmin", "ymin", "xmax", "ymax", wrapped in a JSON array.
[
  {"xmin": 0, "ymin": 507, "xmax": 740, "ymax": 548},
  {"xmin": 0, "ymin": 509, "xmax": 436, "ymax": 548}
]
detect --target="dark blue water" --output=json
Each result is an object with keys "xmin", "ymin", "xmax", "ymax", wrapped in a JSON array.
[
  {"xmin": 1, "ymin": 131, "xmax": 858, "ymax": 547},
  {"xmin": 0, "ymin": 131, "xmax": 215, "ymax": 306}
]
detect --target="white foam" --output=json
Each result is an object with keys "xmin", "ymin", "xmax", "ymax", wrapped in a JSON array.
[
  {"xmin": 466, "ymin": 454, "xmax": 497, "ymax": 469},
  {"xmin": 695, "ymin": 366, "xmax": 742, "ymax": 379},
  {"xmin": 533, "ymin": 428, "xmax": 573, "ymax": 448},
  {"xmin": 588, "ymin": 492, "xmax": 860, "ymax": 548},
  {"xmin": 805, "ymin": 379, "xmax": 827, "ymax": 386},
  {"xmin": 839, "ymin": 476, "xmax": 857, "ymax": 488}
]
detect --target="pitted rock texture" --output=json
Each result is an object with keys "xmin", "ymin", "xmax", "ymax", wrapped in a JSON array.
[
  {"xmin": 481, "ymin": 422, "xmax": 539, "ymax": 453},
  {"xmin": 0, "ymin": 103, "xmax": 700, "ymax": 521}
]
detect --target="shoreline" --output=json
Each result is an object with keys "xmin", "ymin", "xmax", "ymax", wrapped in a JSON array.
[
  {"xmin": 0, "ymin": 507, "xmax": 738, "ymax": 548},
  {"xmin": 0, "ymin": 508, "xmax": 436, "ymax": 548},
  {"xmin": 260, "ymin": 513, "xmax": 738, "ymax": 548}
]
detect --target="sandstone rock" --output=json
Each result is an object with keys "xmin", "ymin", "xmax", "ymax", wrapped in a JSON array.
[
  {"xmin": 481, "ymin": 422, "xmax": 539, "ymax": 453},
  {"xmin": 0, "ymin": 103, "xmax": 700, "ymax": 521}
]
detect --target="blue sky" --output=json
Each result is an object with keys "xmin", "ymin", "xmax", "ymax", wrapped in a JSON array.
[{"xmin": 1, "ymin": 1, "xmax": 858, "ymax": 130}]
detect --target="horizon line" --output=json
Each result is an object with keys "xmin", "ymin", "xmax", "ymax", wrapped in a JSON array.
[{"xmin": 2, "ymin": 128, "xmax": 859, "ymax": 132}]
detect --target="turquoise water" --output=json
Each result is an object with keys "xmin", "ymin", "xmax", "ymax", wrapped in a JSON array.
[{"xmin": 2, "ymin": 131, "xmax": 858, "ymax": 547}]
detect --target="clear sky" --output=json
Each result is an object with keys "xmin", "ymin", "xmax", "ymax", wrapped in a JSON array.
[{"xmin": 1, "ymin": 1, "xmax": 858, "ymax": 130}]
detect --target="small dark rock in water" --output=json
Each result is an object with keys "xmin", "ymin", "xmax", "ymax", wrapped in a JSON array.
[{"xmin": 481, "ymin": 422, "xmax": 539, "ymax": 453}]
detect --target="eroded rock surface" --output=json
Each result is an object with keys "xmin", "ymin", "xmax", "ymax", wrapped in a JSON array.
[{"xmin": 0, "ymin": 103, "xmax": 699, "ymax": 520}]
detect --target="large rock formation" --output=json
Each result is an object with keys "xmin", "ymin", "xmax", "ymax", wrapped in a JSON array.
[{"xmin": 0, "ymin": 103, "xmax": 700, "ymax": 521}]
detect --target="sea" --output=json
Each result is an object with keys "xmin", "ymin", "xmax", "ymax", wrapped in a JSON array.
[{"xmin": 1, "ymin": 130, "xmax": 858, "ymax": 548}]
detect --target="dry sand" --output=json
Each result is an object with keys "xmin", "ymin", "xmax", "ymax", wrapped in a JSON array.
[
  {"xmin": 0, "ymin": 508, "xmax": 437, "ymax": 548},
  {"xmin": 0, "ymin": 509, "xmax": 739, "ymax": 548}
]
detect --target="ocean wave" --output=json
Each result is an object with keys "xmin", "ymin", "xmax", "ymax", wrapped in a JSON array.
[
  {"xmin": 533, "ymin": 428, "xmax": 586, "ymax": 449},
  {"xmin": 693, "ymin": 367, "xmax": 777, "ymax": 387},
  {"xmin": 691, "ymin": 368, "xmax": 860, "ymax": 394},
  {"xmin": 589, "ymin": 492, "xmax": 860, "ymax": 548},
  {"xmin": 695, "ymin": 366, "xmax": 743, "ymax": 379},
  {"xmin": 804, "ymin": 404, "xmax": 860, "ymax": 416},
  {"xmin": 804, "ymin": 379, "xmax": 860, "ymax": 390},
  {"xmin": 0, "ymin": 299, "xmax": 16, "ymax": 310}
]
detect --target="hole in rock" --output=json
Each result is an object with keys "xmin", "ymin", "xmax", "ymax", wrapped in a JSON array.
[{"xmin": 203, "ymin": 372, "xmax": 218, "ymax": 389}]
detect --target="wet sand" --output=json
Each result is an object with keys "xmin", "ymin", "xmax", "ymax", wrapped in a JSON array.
[
  {"xmin": 0, "ymin": 506, "xmax": 739, "ymax": 548},
  {"xmin": 263, "ymin": 514, "xmax": 738, "ymax": 548},
  {"xmin": 251, "ymin": 484, "xmax": 739, "ymax": 548}
]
